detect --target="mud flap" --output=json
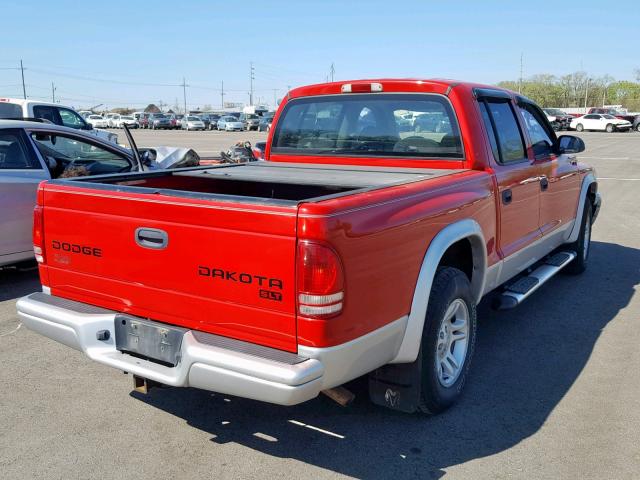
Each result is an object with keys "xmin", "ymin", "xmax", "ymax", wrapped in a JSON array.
[{"xmin": 368, "ymin": 351, "xmax": 422, "ymax": 413}]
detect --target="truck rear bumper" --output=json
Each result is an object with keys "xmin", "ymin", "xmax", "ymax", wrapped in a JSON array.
[{"xmin": 16, "ymin": 292, "xmax": 326, "ymax": 405}]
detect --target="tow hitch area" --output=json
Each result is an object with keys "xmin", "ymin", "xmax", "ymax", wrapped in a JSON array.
[{"xmin": 132, "ymin": 375, "xmax": 162, "ymax": 394}]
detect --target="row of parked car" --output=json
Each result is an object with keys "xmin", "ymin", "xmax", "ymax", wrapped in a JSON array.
[
  {"xmin": 82, "ymin": 111, "xmax": 275, "ymax": 133},
  {"xmin": 543, "ymin": 107, "xmax": 640, "ymax": 133}
]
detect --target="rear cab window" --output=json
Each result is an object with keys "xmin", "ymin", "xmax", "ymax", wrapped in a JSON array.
[
  {"xmin": 0, "ymin": 129, "xmax": 41, "ymax": 170},
  {"xmin": 0, "ymin": 103, "xmax": 23, "ymax": 119},
  {"xmin": 271, "ymin": 94, "xmax": 464, "ymax": 160}
]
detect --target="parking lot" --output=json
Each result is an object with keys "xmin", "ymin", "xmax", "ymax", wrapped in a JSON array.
[
  {"xmin": 1, "ymin": 131, "xmax": 639, "ymax": 479},
  {"xmin": 118, "ymin": 128, "xmax": 269, "ymax": 159}
]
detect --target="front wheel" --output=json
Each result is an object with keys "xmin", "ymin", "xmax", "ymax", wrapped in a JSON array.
[
  {"xmin": 418, "ymin": 267, "xmax": 477, "ymax": 414},
  {"xmin": 576, "ymin": 123, "xmax": 584, "ymax": 132},
  {"xmin": 605, "ymin": 123, "xmax": 614, "ymax": 133},
  {"xmin": 564, "ymin": 202, "xmax": 592, "ymax": 274}
]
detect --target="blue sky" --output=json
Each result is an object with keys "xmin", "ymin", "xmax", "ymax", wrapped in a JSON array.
[{"xmin": 1, "ymin": 0, "xmax": 637, "ymax": 110}]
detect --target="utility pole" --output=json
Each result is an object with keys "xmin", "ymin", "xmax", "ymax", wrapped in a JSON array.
[
  {"xmin": 584, "ymin": 77, "xmax": 589, "ymax": 111},
  {"xmin": 20, "ymin": 59, "xmax": 26, "ymax": 99},
  {"xmin": 221, "ymin": 80, "xmax": 225, "ymax": 108},
  {"xmin": 249, "ymin": 62, "xmax": 255, "ymax": 106},
  {"xmin": 330, "ymin": 62, "xmax": 335, "ymax": 82},
  {"xmin": 518, "ymin": 53, "xmax": 523, "ymax": 94},
  {"xmin": 51, "ymin": 82, "xmax": 56, "ymax": 103},
  {"xmin": 272, "ymin": 89, "xmax": 278, "ymax": 108},
  {"xmin": 181, "ymin": 77, "xmax": 188, "ymax": 114}
]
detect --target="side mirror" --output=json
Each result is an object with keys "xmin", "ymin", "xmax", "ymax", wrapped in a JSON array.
[{"xmin": 557, "ymin": 135, "xmax": 585, "ymax": 154}]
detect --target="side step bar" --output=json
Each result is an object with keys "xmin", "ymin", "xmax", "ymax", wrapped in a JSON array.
[{"xmin": 493, "ymin": 251, "xmax": 577, "ymax": 310}]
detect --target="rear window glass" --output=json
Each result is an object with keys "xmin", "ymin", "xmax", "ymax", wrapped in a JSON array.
[
  {"xmin": 272, "ymin": 94, "xmax": 463, "ymax": 159},
  {"xmin": 0, "ymin": 103, "xmax": 23, "ymax": 118}
]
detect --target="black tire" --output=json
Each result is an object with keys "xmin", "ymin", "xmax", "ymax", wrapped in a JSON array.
[
  {"xmin": 418, "ymin": 267, "xmax": 477, "ymax": 414},
  {"xmin": 576, "ymin": 123, "xmax": 584, "ymax": 132},
  {"xmin": 636, "ymin": 124, "xmax": 640, "ymax": 132},
  {"xmin": 605, "ymin": 124, "xmax": 614, "ymax": 133},
  {"xmin": 564, "ymin": 201, "xmax": 592, "ymax": 275}
]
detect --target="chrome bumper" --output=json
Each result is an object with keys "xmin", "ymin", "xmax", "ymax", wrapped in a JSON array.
[{"xmin": 16, "ymin": 293, "xmax": 324, "ymax": 405}]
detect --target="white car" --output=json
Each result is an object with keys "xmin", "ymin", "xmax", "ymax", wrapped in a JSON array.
[
  {"xmin": 87, "ymin": 114, "xmax": 109, "ymax": 129},
  {"xmin": 114, "ymin": 115, "xmax": 138, "ymax": 128},
  {"xmin": 217, "ymin": 115, "xmax": 244, "ymax": 131},
  {"xmin": 0, "ymin": 98, "xmax": 118, "ymax": 144},
  {"xmin": 106, "ymin": 113, "xmax": 120, "ymax": 128},
  {"xmin": 570, "ymin": 114, "xmax": 632, "ymax": 132}
]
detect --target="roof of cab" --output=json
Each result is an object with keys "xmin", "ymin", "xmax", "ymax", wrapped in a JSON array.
[{"xmin": 287, "ymin": 78, "xmax": 514, "ymax": 99}]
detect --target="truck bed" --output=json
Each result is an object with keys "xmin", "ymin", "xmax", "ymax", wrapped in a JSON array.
[{"xmin": 61, "ymin": 161, "xmax": 462, "ymax": 205}]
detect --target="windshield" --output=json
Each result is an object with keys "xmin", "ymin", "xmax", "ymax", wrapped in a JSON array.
[
  {"xmin": 89, "ymin": 115, "xmax": 102, "ymax": 119},
  {"xmin": 545, "ymin": 109, "xmax": 566, "ymax": 115},
  {"xmin": 271, "ymin": 94, "xmax": 463, "ymax": 159},
  {"xmin": 154, "ymin": 114, "xmax": 166, "ymax": 119},
  {"xmin": 223, "ymin": 117, "xmax": 236, "ymax": 121},
  {"xmin": 187, "ymin": 116, "xmax": 200, "ymax": 121},
  {"xmin": 122, "ymin": 116, "xmax": 134, "ymax": 120}
]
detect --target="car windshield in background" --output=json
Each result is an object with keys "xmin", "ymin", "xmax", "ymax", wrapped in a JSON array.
[
  {"xmin": 271, "ymin": 94, "xmax": 463, "ymax": 159},
  {"xmin": 602, "ymin": 114, "xmax": 616, "ymax": 119},
  {"xmin": 187, "ymin": 116, "xmax": 200, "ymax": 121},
  {"xmin": 0, "ymin": 103, "xmax": 23, "ymax": 118},
  {"xmin": 154, "ymin": 114, "xmax": 166, "ymax": 118}
]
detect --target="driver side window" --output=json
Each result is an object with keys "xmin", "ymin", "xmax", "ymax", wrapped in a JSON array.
[
  {"xmin": 29, "ymin": 132, "xmax": 132, "ymax": 178},
  {"xmin": 58, "ymin": 108, "xmax": 86, "ymax": 129},
  {"xmin": 518, "ymin": 104, "xmax": 554, "ymax": 158}
]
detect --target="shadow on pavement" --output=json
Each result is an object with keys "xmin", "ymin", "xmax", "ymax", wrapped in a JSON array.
[
  {"xmin": 0, "ymin": 266, "xmax": 40, "ymax": 302},
  {"xmin": 133, "ymin": 241, "xmax": 638, "ymax": 479}
]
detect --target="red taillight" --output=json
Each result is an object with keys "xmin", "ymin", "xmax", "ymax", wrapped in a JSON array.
[
  {"xmin": 33, "ymin": 205, "xmax": 45, "ymax": 264},
  {"xmin": 296, "ymin": 241, "xmax": 344, "ymax": 318}
]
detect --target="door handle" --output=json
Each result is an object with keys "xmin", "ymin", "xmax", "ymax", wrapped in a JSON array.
[
  {"xmin": 502, "ymin": 189, "xmax": 512, "ymax": 205},
  {"xmin": 135, "ymin": 228, "xmax": 168, "ymax": 249},
  {"xmin": 540, "ymin": 176, "xmax": 549, "ymax": 191}
]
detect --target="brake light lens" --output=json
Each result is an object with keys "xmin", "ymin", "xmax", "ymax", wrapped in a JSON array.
[
  {"xmin": 297, "ymin": 241, "xmax": 344, "ymax": 318},
  {"xmin": 33, "ymin": 205, "xmax": 45, "ymax": 264},
  {"xmin": 341, "ymin": 82, "xmax": 383, "ymax": 93}
]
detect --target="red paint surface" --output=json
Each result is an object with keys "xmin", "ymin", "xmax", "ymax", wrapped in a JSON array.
[{"xmin": 37, "ymin": 79, "xmax": 588, "ymax": 351}]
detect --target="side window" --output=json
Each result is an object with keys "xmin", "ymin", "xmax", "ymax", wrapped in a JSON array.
[
  {"xmin": 0, "ymin": 130, "xmax": 41, "ymax": 169},
  {"xmin": 58, "ymin": 108, "xmax": 86, "ymax": 129},
  {"xmin": 479, "ymin": 102, "xmax": 499, "ymax": 162},
  {"xmin": 30, "ymin": 132, "xmax": 132, "ymax": 178},
  {"xmin": 518, "ymin": 104, "xmax": 554, "ymax": 158},
  {"xmin": 33, "ymin": 105, "xmax": 61, "ymax": 125},
  {"xmin": 481, "ymin": 100, "xmax": 526, "ymax": 163}
]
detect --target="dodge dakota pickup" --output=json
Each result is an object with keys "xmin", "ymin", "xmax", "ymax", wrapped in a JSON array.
[{"xmin": 17, "ymin": 79, "xmax": 601, "ymax": 414}]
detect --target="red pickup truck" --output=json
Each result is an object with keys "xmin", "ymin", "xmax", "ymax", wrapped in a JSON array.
[{"xmin": 17, "ymin": 79, "xmax": 601, "ymax": 414}]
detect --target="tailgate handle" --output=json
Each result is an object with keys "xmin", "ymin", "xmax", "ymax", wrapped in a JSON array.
[{"xmin": 135, "ymin": 228, "xmax": 168, "ymax": 249}]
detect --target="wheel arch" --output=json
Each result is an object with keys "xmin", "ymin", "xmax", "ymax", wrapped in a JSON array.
[
  {"xmin": 390, "ymin": 219, "xmax": 487, "ymax": 364},
  {"xmin": 566, "ymin": 172, "xmax": 597, "ymax": 243}
]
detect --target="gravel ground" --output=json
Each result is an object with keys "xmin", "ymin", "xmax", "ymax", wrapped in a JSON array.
[{"xmin": 0, "ymin": 131, "xmax": 638, "ymax": 480}]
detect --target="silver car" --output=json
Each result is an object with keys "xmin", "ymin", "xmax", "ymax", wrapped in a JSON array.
[
  {"xmin": 217, "ymin": 116, "xmax": 244, "ymax": 131},
  {"xmin": 0, "ymin": 120, "xmax": 141, "ymax": 267}
]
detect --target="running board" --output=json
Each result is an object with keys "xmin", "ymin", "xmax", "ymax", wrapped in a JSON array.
[{"xmin": 493, "ymin": 251, "xmax": 577, "ymax": 310}]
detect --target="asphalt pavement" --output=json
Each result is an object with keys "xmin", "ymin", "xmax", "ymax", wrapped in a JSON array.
[{"xmin": 1, "ymin": 130, "xmax": 639, "ymax": 479}]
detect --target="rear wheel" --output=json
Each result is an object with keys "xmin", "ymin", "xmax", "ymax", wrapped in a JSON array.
[
  {"xmin": 605, "ymin": 123, "xmax": 614, "ymax": 133},
  {"xmin": 564, "ymin": 202, "xmax": 592, "ymax": 275},
  {"xmin": 576, "ymin": 123, "xmax": 584, "ymax": 132},
  {"xmin": 418, "ymin": 267, "xmax": 477, "ymax": 414}
]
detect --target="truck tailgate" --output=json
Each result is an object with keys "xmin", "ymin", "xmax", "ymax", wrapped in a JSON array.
[{"xmin": 40, "ymin": 184, "xmax": 298, "ymax": 352}]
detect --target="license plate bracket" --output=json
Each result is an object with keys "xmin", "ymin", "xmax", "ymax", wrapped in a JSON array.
[{"xmin": 114, "ymin": 315, "xmax": 187, "ymax": 366}]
